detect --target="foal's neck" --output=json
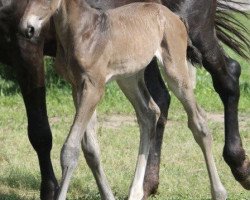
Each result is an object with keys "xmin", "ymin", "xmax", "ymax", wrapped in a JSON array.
[
  {"xmin": 63, "ymin": 0, "xmax": 99, "ymax": 19},
  {"xmin": 56, "ymin": 0, "xmax": 100, "ymax": 42}
]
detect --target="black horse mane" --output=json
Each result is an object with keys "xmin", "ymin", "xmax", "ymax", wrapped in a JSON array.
[{"xmin": 216, "ymin": 0, "xmax": 250, "ymax": 59}]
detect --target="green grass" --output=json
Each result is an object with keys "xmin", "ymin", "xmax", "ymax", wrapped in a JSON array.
[
  {"xmin": 0, "ymin": 14, "xmax": 250, "ymax": 200},
  {"xmin": 0, "ymin": 100, "xmax": 249, "ymax": 199}
]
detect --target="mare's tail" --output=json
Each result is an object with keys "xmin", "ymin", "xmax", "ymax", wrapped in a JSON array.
[{"xmin": 216, "ymin": 0, "xmax": 250, "ymax": 59}]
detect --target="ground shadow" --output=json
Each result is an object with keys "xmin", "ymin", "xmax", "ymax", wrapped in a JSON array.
[
  {"xmin": 0, "ymin": 168, "xmax": 40, "ymax": 191},
  {"xmin": 0, "ymin": 193, "xmax": 29, "ymax": 200}
]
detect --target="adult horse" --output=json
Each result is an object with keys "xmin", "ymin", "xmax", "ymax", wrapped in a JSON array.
[
  {"xmin": 0, "ymin": 0, "xmax": 249, "ymax": 199},
  {"xmin": 0, "ymin": 1, "xmax": 58, "ymax": 199}
]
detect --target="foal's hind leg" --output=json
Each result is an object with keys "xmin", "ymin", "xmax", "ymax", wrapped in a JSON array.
[
  {"xmin": 143, "ymin": 58, "xmax": 171, "ymax": 198},
  {"xmin": 117, "ymin": 71, "xmax": 160, "ymax": 200},
  {"xmin": 161, "ymin": 54, "xmax": 227, "ymax": 199}
]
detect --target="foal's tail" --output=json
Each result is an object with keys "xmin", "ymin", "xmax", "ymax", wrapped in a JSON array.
[{"xmin": 215, "ymin": 0, "xmax": 250, "ymax": 59}]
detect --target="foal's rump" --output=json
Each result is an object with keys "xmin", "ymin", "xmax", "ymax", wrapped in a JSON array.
[{"xmin": 106, "ymin": 2, "xmax": 188, "ymax": 80}]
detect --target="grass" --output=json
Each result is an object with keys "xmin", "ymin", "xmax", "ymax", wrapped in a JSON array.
[{"xmin": 0, "ymin": 13, "xmax": 249, "ymax": 200}]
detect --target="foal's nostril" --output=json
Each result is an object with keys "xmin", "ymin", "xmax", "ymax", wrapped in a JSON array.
[{"xmin": 25, "ymin": 25, "xmax": 35, "ymax": 39}]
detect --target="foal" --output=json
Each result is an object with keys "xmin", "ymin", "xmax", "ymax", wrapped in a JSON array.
[{"xmin": 20, "ymin": 0, "xmax": 226, "ymax": 199}]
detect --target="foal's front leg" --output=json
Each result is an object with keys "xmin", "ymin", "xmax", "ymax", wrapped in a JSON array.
[{"xmin": 57, "ymin": 75, "xmax": 105, "ymax": 200}]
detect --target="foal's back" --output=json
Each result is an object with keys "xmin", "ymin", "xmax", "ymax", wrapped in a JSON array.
[{"xmin": 86, "ymin": 0, "xmax": 162, "ymax": 11}]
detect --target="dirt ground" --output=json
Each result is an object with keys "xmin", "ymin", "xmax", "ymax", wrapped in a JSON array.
[{"xmin": 98, "ymin": 112, "xmax": 250, "ymax": 131}]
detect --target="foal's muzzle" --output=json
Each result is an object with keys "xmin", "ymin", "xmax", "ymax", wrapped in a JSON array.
[
  {"xmin": 19, "ymin": 16, "xmax": 42, "ymax": 40},
  {"xmin": 25, "ymin": 25, "xmax": 35, "ymax": 39}
]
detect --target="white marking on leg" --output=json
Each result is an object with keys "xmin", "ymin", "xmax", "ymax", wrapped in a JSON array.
[{"xmin": 117, "ymin": 74, "xmax": 160, "ymax": 200}]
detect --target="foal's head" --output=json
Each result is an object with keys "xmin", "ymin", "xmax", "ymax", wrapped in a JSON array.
[{"xmin": 19, "ymin": 0, "xmax": 62, "ymax": 39}]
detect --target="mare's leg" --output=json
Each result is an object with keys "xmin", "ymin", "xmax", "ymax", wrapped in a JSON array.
[
  {"xmin": 160, "ymin": 47, "xmax": 227, "ymax": 199},
  {"xmin": 117, "ymin": 71, "xmax": 160, "ymax": 200},
  {"xmin": 193, "ymin": 31, "xmax": 250, "ymax": 189},
  {"xmin": 57, "ymin": 74, "xmax": 105, "ymax": 200},
  {"xmin": 16, "ymin": 37, "xmax": 58, "ymax": 199},
  {"xmin": 143, "ymin": 58, "xmax": 171, "ymax": 198}
]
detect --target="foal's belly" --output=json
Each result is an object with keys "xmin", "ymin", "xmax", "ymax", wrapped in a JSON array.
[{"xmin": 105, "ymin": 55, "xmax": 156, "ymax": 83}]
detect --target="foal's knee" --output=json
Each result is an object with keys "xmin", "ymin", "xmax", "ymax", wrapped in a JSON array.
[{"xmin": 61, "ymin": 144, "xmax": 80, "ymax": 170}]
